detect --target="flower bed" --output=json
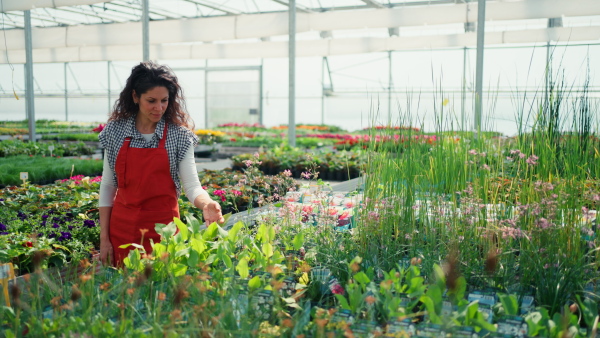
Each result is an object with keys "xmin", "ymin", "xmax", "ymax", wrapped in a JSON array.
[{"xmin": 231, "ymin": 148, "xmax": 366, "ymax": 180}]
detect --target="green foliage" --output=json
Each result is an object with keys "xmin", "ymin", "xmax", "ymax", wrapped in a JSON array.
[{"xmin": 0, "ymin": 156, "xmax": 103, "ymax": 186}]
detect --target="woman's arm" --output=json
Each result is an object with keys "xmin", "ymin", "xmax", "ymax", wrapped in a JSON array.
[
  {"xmin": 99, "ymin": 151, "xmax": 117, "ymax": 264},
  {"xmin": 179, "ymin": 146, "xmax": 224, "ymax": 225},
  {"xmin": 99, "ymin": 207, "xmax": 113, "ymax": 265}
]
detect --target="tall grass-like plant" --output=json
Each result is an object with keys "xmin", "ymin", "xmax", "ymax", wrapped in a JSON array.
[{"xmin": 358, "ymin": 63, "xmax": 599, "ymax": 312}]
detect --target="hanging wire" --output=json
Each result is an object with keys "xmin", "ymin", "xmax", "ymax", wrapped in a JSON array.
[{"xmin": 0, "ymin": 0, "xmax": 19, "ymax": 100}]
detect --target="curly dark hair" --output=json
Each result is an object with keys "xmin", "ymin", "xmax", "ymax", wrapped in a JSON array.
[{"xmin": 109, "ymin": 61, "xmax": 194, "ymax": 129}]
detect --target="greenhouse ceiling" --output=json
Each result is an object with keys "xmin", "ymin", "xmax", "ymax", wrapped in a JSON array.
[{"xmin": 1, "ymin": 0, "xmax": 600, "ymax": 63}]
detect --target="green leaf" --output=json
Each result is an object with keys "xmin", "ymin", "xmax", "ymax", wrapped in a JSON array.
[
  {"xmin": 203, "ymin": 222, "xmax": 218, "ymax": 241},
  {"xmin": 335, "ymin": 294, "xmax": 351, "ymax": 310},
  {"xmin": 174, "ymin": 217, "xmax": 189, "ymax": 241},
  {"xmin": 190, "ymin": 238, "xmax": 206, "ymax": 255},
  {"xmin": 228, "ymin": 221, "xmax": 243, "ymax": 242},
  {"xmin": 188, "ymin": 249, "xmax": 199, "ymax": 267},
  {"xmin": 248, "ymin": 276, "xmax": 261, "ymax": 289},
  {"xmin": 236, "ymin": 258, "xmax": 249, "ymax": 279},
  {"xmin": 185, "ymin": 213, "xmax": 202, "ymax": 235},
  {"xmin": 156, "ymin": 221, "xmax": 177, "ymax": 239},
  {"xmin": 118, "ymin": 243, "xmax": 144, "ymax": 250},
  {"xmin": 152, "ymin": 243, "xmax": 166, "ymax": 258},
  {"xmin": 175, "ymin": 247, "xmax": 190, "ymax": 258},
  {"xmin": 577, "ymin": 295, "xmax": 598, "ymax": 329},
  {"xmin": 292, "ymin": 232, "xmax": 304, "ymax": 250},
  {"xmin": 353, "ymin": 271, "xmax": 370, "ymax": 285},
  {"xmin": 499, "ymin": 293, "xmax": 519, "ymax": 316},
  {"xmin": 262, "ymin": 242, "xmax": 273, "ymax": 258},
  {"xmin": 420, "ymin": 295, "xmax": 441, "ymax": 324}
]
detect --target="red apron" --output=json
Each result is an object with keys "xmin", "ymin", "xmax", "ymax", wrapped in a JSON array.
[{"xmin": 110, "ymin": 123, "xmax": 179, "ymax": 266}]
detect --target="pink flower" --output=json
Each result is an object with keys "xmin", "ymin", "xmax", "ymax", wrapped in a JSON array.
[
  {"xmin": 243, "ymin": 160, "xmax": 253, "ymax": 167},
  {"xmin": 344, "ymin": 201, "xmax": 354, "ymax": 208},
  {"xmin": 301, "ymin": 205, "xmax": 314, "ymax": 215},
  {"xmin": 330, "ymin": 283, "xmax": 345, "ymax": 295},
  {"xmin": 283, "ymin": 169, "xmax": 292, "ymax": 177},
  {"xmin": 526, "ymin": 154, "xmax": 538, "ymax": 165},
  {"xmin": 213, "ymin": 189, "xmax": 226, "ymax": 197},
  {"xmin": 232, "ymin": 190, "xmax": 242, "ymax": 196},
  {"xmin": 301, "ymin": 172, "xmax": 312, "ymax": 180}
]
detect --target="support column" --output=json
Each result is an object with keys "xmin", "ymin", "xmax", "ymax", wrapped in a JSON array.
[
  {"xmin": 388, "ymin": 50, "xmax": 393, "ymax": 123},
  {"xmin": 474, "ymin": 0, "xmax": 486, "ymax": 137},
  {"xmin": 204, "ymin": 60, "xmax": 209, "ymax": 129},
  {"xmin": 461, "ymin": 47, "xmax": 467, "ymax": 131},
  {"xmin": 259, "ymin": 60, "xmax": 264, "ymax": 126},
  {"xmin": 321, "ymin": 56, "xmax": 325, "ymax": 125},
  {"xmin": 288, "ymin": 0, "xmax": 296, "ymax": 147},
  {"xmin": 24, "ymin": 10, "xmax": 36, "ymax": 142},
  {"xmin": 64, "ymin": 62, "xmax": 69, "ymax": 121},
  {"xmin": 142, "ymin": 0, "xmax": 150, "ymax": 61},
  {"xmin": 107, "ymin": 61, "xmax": 112, "ymax": 113}
]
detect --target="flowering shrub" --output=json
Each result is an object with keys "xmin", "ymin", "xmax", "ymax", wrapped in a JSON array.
[
  {"xmin": 92, "ymin": 123, "xmax": 106, "ymax": 133},
  {"xmin": 194, "ymin": 129, "xmax": 226, "ymax": 145}
]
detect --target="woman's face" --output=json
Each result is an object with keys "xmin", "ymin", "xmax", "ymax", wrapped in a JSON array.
[{"xmin": 133, "ymin": 86, "xmax": 169, "ymax": 124}]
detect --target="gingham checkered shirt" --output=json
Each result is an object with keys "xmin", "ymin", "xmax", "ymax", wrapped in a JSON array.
[{"xmin": 99, "ymin": 116, "xmax": 198, "ymax": 196}]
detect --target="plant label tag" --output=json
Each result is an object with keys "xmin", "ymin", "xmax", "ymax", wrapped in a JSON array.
[
  {"xmin": 311, "ymin": 266, "xmax": 331, "ymax": 283},
  {"xmin": 281, "ymin": 277, "xmax": 296, "ymax": 298},
  {"xmin": 398, "ymin": 293, "xmax": 411, "ymax": 308},
  {"xmin": 468, "ymin": 290, "xmax": 497, "ymax": 306},
  {"xmin": 250, "ymin": 289, "xmax": 274, "ymax": 321},
  {"xmin": 386, "ymin": 318, "xmax": 416, "ymax": 336},
  {"xmin": 0, "ymin": 263, "xmax": 15, "ymax": 306},
  {"xmin": 497, "ymin": 315, "xmax": 528, "ymax": 337},
  {"xmin": 479, "ymin": 303, "xmax": 494, "ymax": 323},
  {"xmin": 442, "ymin": 300, "xmax": 454, "ymax": 317},
  {"xmin": 416, "ymin": 323, "xmax": 446, "ymax": 337},
  {"xmin": 331, "ymin": 308, "xmax": 355, "ymax": 325},
  {"xmin": 48, "ymin": 145, "xmax": 55, "ymax": 156},
  {"xmin": 520, "ymin": 295, "xmax": 535, "ymax": 314},
  {"xmin": 20, "ymin": 172, "xmax": 28, "ymax": 182},
  {"xmin": 452, "ymin": 326, "xmax": 479, "ymax": 338},
  {"xmin": 352, "ymin": 320, "xmax": 380, "ymax": 337}
]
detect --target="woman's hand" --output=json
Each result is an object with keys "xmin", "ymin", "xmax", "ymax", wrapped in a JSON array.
[
  {"xmin": 100, "ymin": 238, "xmax": 113, "ymax": 266},
  {"xmin": 203, "ymin": 200, "xmax": 225, "ymax": 226}
]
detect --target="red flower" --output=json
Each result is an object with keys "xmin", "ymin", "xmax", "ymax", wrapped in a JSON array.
[{"xmin": 22, "ymin": 241, "xmax": 33, "ymax": 247}]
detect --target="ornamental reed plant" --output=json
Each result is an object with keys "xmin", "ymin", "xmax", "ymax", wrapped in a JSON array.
[{"xmin": 357, "ymin": 65, "xmax": 599, "ymax": 314}]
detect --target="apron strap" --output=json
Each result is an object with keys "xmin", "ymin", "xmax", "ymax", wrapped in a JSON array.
[
  {"xmin": 116, "ymin": 137, "xmax": 131, "ymax": 189},
  {"xmin": 158, "ymin": 123, "xmax": 168, "ymax": 149}
]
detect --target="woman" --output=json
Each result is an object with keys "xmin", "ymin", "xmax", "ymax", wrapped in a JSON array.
[{"xmin": 99, "ymin": 61, "xmax": 224, "ymax": 266}]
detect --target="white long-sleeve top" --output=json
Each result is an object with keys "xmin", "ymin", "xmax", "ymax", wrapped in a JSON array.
[{"xmin": 99, "ymin": 133, "xmax": 208, "ymax": 207}]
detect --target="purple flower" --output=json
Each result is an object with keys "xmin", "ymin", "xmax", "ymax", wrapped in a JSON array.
[
  {"xmin": 42, "ymin": 215, "xmax": 49, "ymax": 219},
  {"xmin": 58, "ymin": 232, "xmax": 72, "ymax": 241},
  {"xmin": 68, "ymin": 226, "xmax": 74, "ymax": 231},
  {"xmin": 52, "ymin": 223, "xmax": 60, "ymax": 228},
  {"xmin": 83, "ymin": 220, "xmax": 96, "ymax": 228},
  {"xmin": 48, "ymin": 233, "xmax": 57, "ymax": 239},
  {"xmin": 0, "ymin": 223, "xmax": 6, "ymax": 231},
  {"xmin": 0, "ymin": 232, "xmax": 8, "ymax": 235},
  {"xmin": 17, "ymin": 211, "xmax": 27, "ymax": 220}
]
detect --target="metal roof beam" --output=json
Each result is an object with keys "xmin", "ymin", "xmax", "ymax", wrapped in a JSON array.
[
  {"xmin": 106, "ymin": 1, "xmax": 177, "ymax": 19},
  {"xmin": 53, "ymin": 7, "xmax": 117, "ymax": 23},
  {"xmin": 361, "ymin": 0, "xmax": 386, "ymax": 8},
  {"xmin": 269, "ymin": 0, "xmax": 313, "ymax": 13},
  {"xmin": 182, "ymin": 0, "xmax": 242, "ymax": 15}
]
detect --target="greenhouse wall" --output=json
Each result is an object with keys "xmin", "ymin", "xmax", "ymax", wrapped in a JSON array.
[{"xmin": 0, "ymin": 43, "xmax": 598, "ymax": 135}]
